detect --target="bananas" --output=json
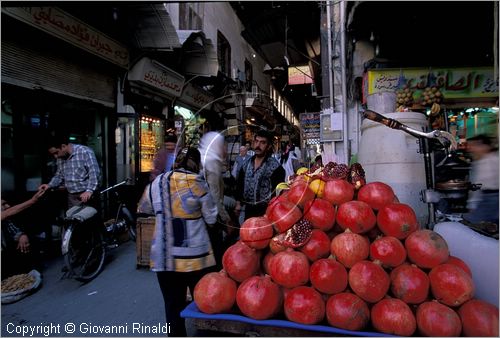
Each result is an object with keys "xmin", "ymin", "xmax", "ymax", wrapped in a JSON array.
[{"xmin": 430, "ymin": 102, "xmax": 441, "ymax": 116}]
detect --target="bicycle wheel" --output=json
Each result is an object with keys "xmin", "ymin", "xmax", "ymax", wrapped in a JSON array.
[{"xmin": 63, "ymin": 222, "xmax": 106, "ymax": 282}]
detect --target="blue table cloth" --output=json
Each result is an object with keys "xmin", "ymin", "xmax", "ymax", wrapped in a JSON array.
[{"xmin": 181, "ymin": 301, "xmax": 392, "ymax": 337}]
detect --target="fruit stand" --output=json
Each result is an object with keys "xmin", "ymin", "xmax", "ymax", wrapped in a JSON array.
[{"xmin": 182, "ymin": 162, "xmax": 499, "ymax": 337}]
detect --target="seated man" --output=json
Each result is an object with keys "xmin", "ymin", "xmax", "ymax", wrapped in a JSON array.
[{"xmin": 1, "ymin": 190, "xmax": 45, "ymax": 279}]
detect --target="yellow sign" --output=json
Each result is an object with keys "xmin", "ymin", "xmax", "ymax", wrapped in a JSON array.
[{"xmin": 367, "ymin": 67, "xmax": 497, "ymax": 99}]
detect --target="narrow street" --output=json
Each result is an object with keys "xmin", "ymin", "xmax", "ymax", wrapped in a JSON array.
[{"xmin": 1, "ymin": 240, "xmax": 192, "ymax": 337}]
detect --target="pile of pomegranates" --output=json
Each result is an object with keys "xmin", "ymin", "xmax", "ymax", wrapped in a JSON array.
[{"xmin": 193, "ymin": 163, "xmax": 499, "ymax": 337}]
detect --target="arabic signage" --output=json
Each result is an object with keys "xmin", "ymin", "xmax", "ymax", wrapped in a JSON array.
[
  {"xmin": 367, "ymin": 67, "xmax": 498, "ymax": 99},
  {"xmin": 178, "ymin": 83, "xmax": 215, "ymax": 110},
  {"xmin": 128, "ymin": 57, "xmax": 184, "ymax": 98},
  {"xmin": 2, "ymin": 7, "xmax": 129, "ymax": 68},
  {"xmin": 288, "ymin": 65, "xmax": 314, "ymax": 85},
  {"xmin": 300, "ymin": 112, "xmax": 321, "ymax": 140}
]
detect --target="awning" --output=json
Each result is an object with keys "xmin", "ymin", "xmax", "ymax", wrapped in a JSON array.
[
  {"xmin": 126, "ymin": 4, "xmax": 181, "ymax": 51},
  {"xmin": 178, "ymin": 30, "xmax": 218, "ymax": 77}
]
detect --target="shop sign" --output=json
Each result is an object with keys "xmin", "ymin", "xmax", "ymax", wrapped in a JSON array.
[
  {"xmin": 288, "ymin": 65, "xmax": 314, "ymax": 85},
  {"xmin": 179, "ymin": 83, "xmax": 215, "ymax": 110},
  {"xmin": 367, "ymin": 67, "xmax": 498, "ymax": 99},
  {"xmin": 2, "ymin": 7, "xmax": 129, "ymax": 68},
  {"xmin": 300, "ymin": 112, "xmax": 321, "ymax": 140},
  {"xmin": 128, "ymin": 57, "xmax": 185, "ymax": 98}
]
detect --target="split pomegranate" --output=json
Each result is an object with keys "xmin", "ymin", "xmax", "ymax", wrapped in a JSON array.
[
  {"xmin": 405, "ymin": 229, "xmax": 449, "ymax": 269},
  {"xmin": 274, "ymin": 218, "xmax": 313, "ymax": 248},
  {"xmin": 236, "ymin": 275, "xmax": 283, "ymax": 320},
  {"xmin": 369, "ymin": 236, "xmax": 407, "ymax": 268},
  {"xmin": 303, "ymin": 198, "xmax": 336, "ymax": 231},
  {"xmin": 323, "ymin": 179, "xmax": 355, "ymax": 205},
  {"xmin": 371, "ymin": 298, "xmax": 417, "ymax": 336},
  {"xmin": 193, "ymin": 270, "xmax": 237, "ymax": 314},
  {"xmin": 416, "ymin": 301, "xmax": 462, "ymax": 337},
  {"xmin": 299, "ymin": 229, "xmax": 331, "ymax": 262},
  {"xmin": 239, "ymin": 216, "xmax": 274, "ymax": 250},
  {"xmin": 330, "ymin": 230, "xmax": 370, "ymax": 268},
  {"xmin": 458, "ymin": 299, "xmax": 499, "ymax": 337},
  {"xmin": 222, "ymin": 241, "xmax": 260, "ymax": 282},
  {"xmin": 309, "ymin": 258, "xmax": 347, "ymax": 294},
  {"xmin": 326, "ymin": 292, "xmax": 370, "ymax": 331},
  {"xmin": 266, "ymin": 200, "xmax": 302, "ymax": 233},
  {"xmin": 377, "ymin": 203, "xmax": 419, "ymax": 239},
  {"xmin": 357, "ymin": 181, "xmax": 395, "ymax": 211},
  {"xmin": 284, "ymin": 286, "xmax": 325, "ymax": 325},
  {"xmin": 390, "ymin": 264, "xmax": 430, "ymax": 304},
  {"xmin": 269, "ymin": 235, "xmax": 287, "ymax": 254},
  {"xmin": 348, "ymin": 260, "xmax": 390, "ymax": 303},
  {"xmin": 336, "ymin": 200, "xmax": 376, "ymax": 234},
  {"xmin": 269, "ymin": 248, "xmax": 310, "ymax": 288},
  {"xmin": 429, "ymin": 263, "xmax": 475, "ymax": 307},
  {"xmin": 446, "ymin": 255, "xmax": 473, "ymax": 277}
]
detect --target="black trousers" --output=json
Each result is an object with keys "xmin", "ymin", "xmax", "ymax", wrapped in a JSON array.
[{"xmin": 156, "ymin": 268, "xmax": 215, "ymax": 337}]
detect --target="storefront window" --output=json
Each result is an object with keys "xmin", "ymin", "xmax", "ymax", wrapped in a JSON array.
[{"xmin": 139, "ymin": 116, "xmax": 163, "ymax": 172}]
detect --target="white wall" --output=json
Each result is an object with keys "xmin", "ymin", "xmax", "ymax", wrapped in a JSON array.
[{"xmin": 165, "ymin": 2, "xmax": 271, "ymax": 94}]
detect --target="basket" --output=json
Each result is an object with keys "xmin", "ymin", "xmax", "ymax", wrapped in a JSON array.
[{"xmin": 136, "ymin": 217, "xmax": 155, "ymax": 268}]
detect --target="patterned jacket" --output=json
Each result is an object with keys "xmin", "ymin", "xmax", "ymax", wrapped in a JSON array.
[{"xmin": 146, "ymin": 169, "xmax": 218, "ymax": 272}]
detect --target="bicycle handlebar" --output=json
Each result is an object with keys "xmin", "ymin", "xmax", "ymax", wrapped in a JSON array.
[{"xmin": 99, "ymin": 178, "xmax": 131, "ymax": 195}]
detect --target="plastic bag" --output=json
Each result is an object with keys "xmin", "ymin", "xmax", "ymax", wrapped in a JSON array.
[{"xmin": 2, "ymin": 270, "xmax": 42, "ymax": 304}]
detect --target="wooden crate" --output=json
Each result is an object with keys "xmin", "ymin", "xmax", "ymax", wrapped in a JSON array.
[{"xmin": 136, "ymin": 217, "xmax": 155, "ymax": 268}]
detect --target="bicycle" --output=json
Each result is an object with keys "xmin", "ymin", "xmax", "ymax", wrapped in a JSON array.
[{"xmin": 61, "ymin": 179, "xmax": 136, "ymax": 282}]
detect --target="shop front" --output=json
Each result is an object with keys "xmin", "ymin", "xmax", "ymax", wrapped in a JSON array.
[
  {"xmin": 126, "ymin": 56, "xmax": 185, "ymax": 189},
  {"xmin": 1, "ymin": 7, "xmax": 128, "ymax": 196}
]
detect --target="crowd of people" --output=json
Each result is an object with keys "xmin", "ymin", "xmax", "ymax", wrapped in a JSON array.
[{"xmin": 2, "ymin": 127, "xmax": 498, "ymax": 336}]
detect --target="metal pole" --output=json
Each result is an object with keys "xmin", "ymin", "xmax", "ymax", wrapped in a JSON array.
[
  {"xmin": 326, "ymin": 0, "xmax": 334, "ymax": 110},
  {"xmin": 340, "ymin": 0, "xmax": 348, "ymax": 164}
]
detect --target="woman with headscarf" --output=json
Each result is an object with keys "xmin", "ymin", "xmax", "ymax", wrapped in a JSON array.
[
  {"xmin": 143, "ymin": 147, "xmax": 218, "ymax": 337},
  {"xmin": 198, "ymin": 131, "xmax": 236, "ymax": 268}
]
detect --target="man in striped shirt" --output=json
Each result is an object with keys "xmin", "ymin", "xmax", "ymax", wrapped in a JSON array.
[{"xmin": 39, "ymin": 135, "xmax": 101, "ymax": 208}]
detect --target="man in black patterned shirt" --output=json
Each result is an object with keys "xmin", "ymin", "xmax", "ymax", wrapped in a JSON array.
[{"xmin": 234, "ymin": 129, "xmax": 285, "ymax": 221}]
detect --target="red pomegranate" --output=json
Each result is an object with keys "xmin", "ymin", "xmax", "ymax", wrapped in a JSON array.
[
  {"xmin": 357, "ymin": 182, "xmax": 395, "ymax": 211},
  {"xmin": 429, "ymin": 263, "xmax": 475, "ymax": 307},
  {"xmin": 309, "ymin": 258, "xmax": 347, "ymax": 294},
  {"xmin": 446, "ymin": 255, "xmax": 473, "ymax": 277},
  {"xmin": 222, "ymin": 241, "xmax": 260, "ymax": 282},
  {"xmin": 330, "ymin": 230, "xmax": 370, "ymax": 268},
  {"xmin": 299, "ymin": 229, "xmax": 331, "ymax": 262},
  {"xmin": 377, "ymin": 203, "xmax": 419, "ymax": 239},
  {"xmin": 371, "ymin": 298, "xmax": 417, "ymax": 336},
  {"xmin": 416, "ymin": 301, "xmax": 462, "ymax": 337},
  {"xmin": 370, "ymin": 236, "xmax": 407, "ymax": 268},
  {"xmin": 458, "ymin": 299, "xmax": 499, "ymax": 337},
  {"xmin": 240, "ymin": 216, "xmax": 275, "ymax": 250},
  {"xmin": 390, "ymin": 264, "xmax": 430, "ymax": 304},
  {"xmin": 405, "ymin": 229, "xmax": 449, "ymax": 269},
  {"xmin": 349, "ymin": 260, "xmax": 390, "ymax": 303},
  {"xmin": 284, "ymin": 286, "xmax": 325, "ymax": 325},
  {"xmin": 262, "ymin": 251, "xmax": 274, "ymax": 275},
  {"xmin": 323, "ymin": 179, "xmax": 355, "ymax": 205},
  {"xmin": 286, "ymin": 181, "xmax": 316, "ymax": 208},
  {"xmin": 194, "ymin": 270, "xmax": 237, "ymax": 314},
  {"xmin": 336, "ymin": 200, "xmax": 376, "ymax": 234},
  {"xmin": 269, "ymin": 248, "xmax": 310, "ymax": 288},
  {"xmin": 303, "ymin": 198, "xmax": 336, "ymax": 231},
  {"xmin": 326, "ymin": 292, "xmax": 370, "ymax": 331},
  {"xmin": 266, "ymin": 200, "xmax": 302, "ymax": 233},
  {"xmin": 236, "ymin": 275, "xmax": 283, "ymax": 320}
]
